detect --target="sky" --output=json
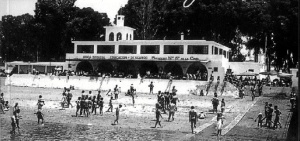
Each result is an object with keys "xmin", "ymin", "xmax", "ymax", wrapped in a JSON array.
[{"xmin": 0, "ymin": 0, "xmax": 128, "ymax": 22}]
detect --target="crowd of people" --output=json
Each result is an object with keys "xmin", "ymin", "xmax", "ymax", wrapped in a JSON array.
[{"xmin": 1, "ymin": 72, "xmax": 296, "ymax": 136}]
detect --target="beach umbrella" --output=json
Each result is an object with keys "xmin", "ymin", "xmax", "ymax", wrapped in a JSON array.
[
  {"xmin": 277, "ymin": 73, "xmax": 293, "ymax": 78},
  {"xmin": 259, "ymin": 70, "xmax": 278, "ymax": 76},
  {"xmin": 235, "ymin": 72, "xmax": 258, "ymax": 76}
]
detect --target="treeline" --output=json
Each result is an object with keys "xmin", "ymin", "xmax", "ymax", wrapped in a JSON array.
[
  {"xmin": 0, "ymin": 0, "xmax": 110, "ymax": 62},
  {"xmin": 0, "ymin": 0, "xmax": 298, "ymax": 70},
  {"xmin": 119, "ymin": 0, "xmax": 298, "ymax": 69}
]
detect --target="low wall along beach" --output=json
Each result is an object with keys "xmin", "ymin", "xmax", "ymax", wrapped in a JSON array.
[{"xmin": 5, "ymin": 74, "xmax": 239, "ymax": 96}]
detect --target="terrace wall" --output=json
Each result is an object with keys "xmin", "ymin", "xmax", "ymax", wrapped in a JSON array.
[{"xmin": 5, "ymin": 74, "xmax": 238, "ymax": 96}]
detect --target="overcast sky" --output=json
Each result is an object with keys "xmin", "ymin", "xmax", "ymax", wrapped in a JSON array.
[{"xmin": 0, "ymin": 0, "xmax": 128, "ymax": 22}]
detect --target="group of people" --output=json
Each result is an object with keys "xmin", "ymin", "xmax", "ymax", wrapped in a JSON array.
[{"xmin": 254, "ymin": 102, "xmax": 282, "ymax": 129}]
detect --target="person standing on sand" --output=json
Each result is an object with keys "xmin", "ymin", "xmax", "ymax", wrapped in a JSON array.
[
  {"xmin": 273, "ymin": 106, "xmax": 282, "ymax": 129},
  {"xmin": 113, "ymin": 104, "xmax": 122, "ymax": 125},
  {"xmin": 154, "ymin": 108, "xmax": 163, "ymax": 128},
  {"xmin": 189, "ymin": 106, "xmax": 197, "ymax": 134},
  {"xmin": 91, "ymin": 96, "xmax": 97, "ymax": 115},
  {"xmin": 267, "ymin": 104, "xmax": 273, "ymax": 128},
  {"xmin": 98, "ymin": 97, "xmax": 104, "ymax": 115},
  {"xmin": 168, "ymin": 103, "xmax": 176, "ymax": 121},
  {"xmin": 114, "ymin": 85, "xmax": 119, "ymax": 99},
  {"xmin": 11, "ymin": 116, "xmax": 16, "ymax": 134},
  {"xmin": 148, "ymin": 82, "xmax": 154, "ymax": 94},
  {"xmin": 66, "ymin": 89, "xmax": 73, "ymax": 108},
  {"xmin": 211, "ymin": 95, "xmax": 219, "ymax": 114},
  {"xmin": 13, "ymin": 103, "xmax": 20, "ymax": 129},
  {"xmin": 37, "ymin": 95, "xmax": 45, "ymax": 110},
  {"xmin": 75, "ymin": 97, "xmax": 81, "ymax": 117}
]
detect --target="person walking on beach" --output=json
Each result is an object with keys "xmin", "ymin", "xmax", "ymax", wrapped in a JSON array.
[
  {"xmin": 66, "ymin": 89, "xmax": 73, "ymax": 108},
  {"xmin": 60, "ymin": 94, "xmax": 67, "ymax": 110},
  {"xmin": 113, "ymin": 104, "xmax": 122, "ymax": 125},
  {"xmin": 34, "ymin": 109, "xmax": 44, "ymax": 125},
  {"xmin": 154, "ymin": 109, "xmax": 163, "ymax": 128},
  {"xmin": 273, "ymin": 106, "xmax": 282, "ymax": 129},
  {"xmin": 189, "ymin": 106, "xmax": 197, "ymax": 134},
  {"xmin": 216, "ymin": 115, "xmax": 223, "ymax": 138},
  {"xmin": 221, "ymin": 99, "xmax": 225, "ymax": 113},
  {"xmin": 148, "ymin": 82, "xmax": 154, "ymax": 94},
  {"xmin": 106, "ymin": 96, "xmax": 114, "ymax": 112}
]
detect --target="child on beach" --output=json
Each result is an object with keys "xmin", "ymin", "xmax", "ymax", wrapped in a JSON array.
[
  {"xmin": 113, "ymin": 104, "xmax": 122, "ymax": 125},
  {"xmin": 254, "ymin": 113, "xmax": 265, "ymax": 128},
  {"xmin": 34, "ymin": 109, "xmax": 44, "ymax": 125}
]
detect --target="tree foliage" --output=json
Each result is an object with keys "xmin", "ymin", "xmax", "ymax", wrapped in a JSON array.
[
  {"xmin": 119, "ymin": 0, "xmax": 298, "ymax": 66},
  {"xmin": 0, "ymin": 0, "xmax": 110, "ymax": 62}
]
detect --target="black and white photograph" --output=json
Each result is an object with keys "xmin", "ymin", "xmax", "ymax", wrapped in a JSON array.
[{"xmin": 0, "ymin": 0, "xmax": 298, "ymax": 140}]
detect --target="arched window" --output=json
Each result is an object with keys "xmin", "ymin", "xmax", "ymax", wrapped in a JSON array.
[
  {"xmin": 130, "ymin": 34, "xmax": 132, "ymax": 40},
  {"xmin": 117, "ymin": 32, "xmax": 122, "ymax": 41},
  {"xmin": 109, "ymin": 32, "xmax": 114, "ymax": 41},
  {"xmin": 126, "ymin": 33, "xmax": 128, "ymax": 40}
]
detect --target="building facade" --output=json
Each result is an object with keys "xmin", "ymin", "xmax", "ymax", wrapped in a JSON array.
[{"xmin": 66, "ymin": 15, "xmax": 231, "ymax": 81}]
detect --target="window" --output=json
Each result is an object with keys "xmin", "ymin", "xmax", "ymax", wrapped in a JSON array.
[
  {"xmin": 212, "ymin": 46, "xmax": 214, "ymax": 54},
  {"xmin": 214, "ymin": 67, "xmax": 218, "ymax": 72},
  {"xmin": 164, "ymin": 45, "xmax": 183, "ymax": 54},
  {"xmin": 223, "ymin": 51, "xmax": 226, "ymax": 58},
  {"xmin": 77, "ymin": 45, "xmax": 94, "ymax": 53},
  {"xmin": 117, "ymin": 32, "xmax": 122, "ymax": 41},
  {"xmin": 130, "ymin": 34, "xmax": 132, "ymax": 40},
  {"xmin": 214, "ymin": 47, "xmax": 218, "ymax": 55},
  {"xmin": 126, "ymin": 34, "xmax": 128, "ymax": 40},
  {"xmin": 219, "ymin": 48, "xmax": 223, "ymax": 55},
  {"xmin": 141, "ymin": 45, "xmax": 160, "ymax": 54},
  {"xmin": 119, "ymin": 45, "xmax": 137, "ymax": 54},
  {"xmin": 97, "ymin": 45, "xmax": 115, "ymax": 54},
  {"xmin": 248, "ymin": 69, "xmax": 254, "ymax": 72},
  {"xmin": 118, "ymin": 17, "xmax": 121, "ymax": 20},
  {"xmin": 187, "ymin": 45, "xmax": 208, "ymax": 54},
  {"xmin": 109, "ymin": 32, "xmax": 114, "ymax": 41}
]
